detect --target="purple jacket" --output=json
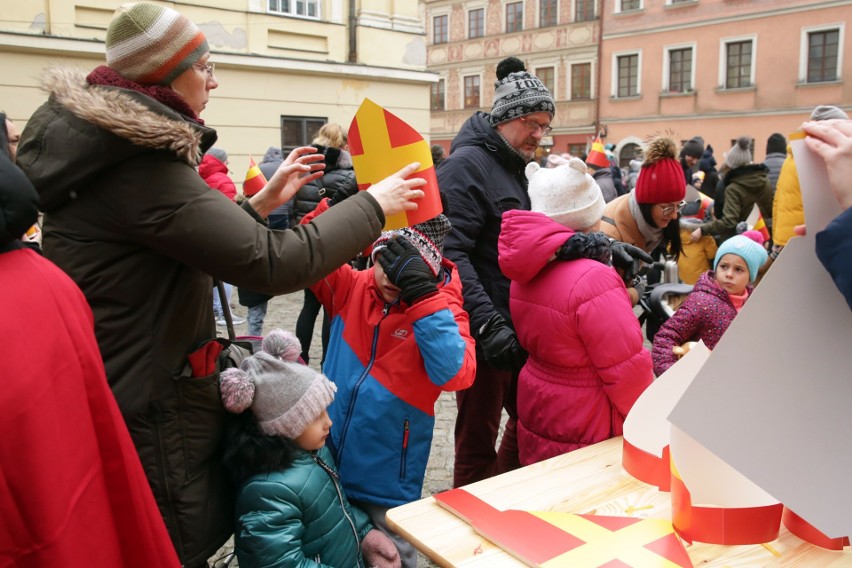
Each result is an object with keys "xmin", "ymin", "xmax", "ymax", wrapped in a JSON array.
[
  {"xmin": 651, "ymin": 271, "xmax": 752, "ymax": 375},
  {"xmin": 499, "ymin": 210, "xmax": 653, "ymax": 466}
]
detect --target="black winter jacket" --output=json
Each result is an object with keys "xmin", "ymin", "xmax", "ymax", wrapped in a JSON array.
[
  {"xmin": 437, "ymin": 112, "xmax": 530, "ymax": 334},
  {"xmin": 294, "ymin": 146, "xmax": 357, "ymax": 222}
]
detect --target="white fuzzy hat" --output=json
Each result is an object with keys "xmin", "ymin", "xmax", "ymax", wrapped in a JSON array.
[{"xmin": 526, "ymin": 157, "xmax": 605, "ymax": 230}]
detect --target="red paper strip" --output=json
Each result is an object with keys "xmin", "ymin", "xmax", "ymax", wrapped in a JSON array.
[
  {"xmin": 670, "ymin": 465, "xmax": 783, "ymax": 545},
  {"xmin": 622, "ymin": 439, "xmax": 671, "ymax": 491},
  {"xmin": 782, "ymin": 507, "xmax": 850, "ymax": 550}
]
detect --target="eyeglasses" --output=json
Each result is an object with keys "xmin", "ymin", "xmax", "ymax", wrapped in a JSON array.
[
  {"xmin": 656, "ymin": 201, "xmax": 686, "ymax": 216},
  {"xmin": 519, "ymin": 116, "xmax": 553, "ymax": 136},
  {"xmin": 193, "ymin": 62, "xmax": 215, "ymax": 76}
]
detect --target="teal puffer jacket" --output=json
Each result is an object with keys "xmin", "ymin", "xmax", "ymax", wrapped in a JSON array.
[{"xmin": 234, "ymin": 446, "xmax": 372, "ymax": 567}]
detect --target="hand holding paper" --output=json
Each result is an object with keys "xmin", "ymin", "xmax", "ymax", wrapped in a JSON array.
[
  {"xmin": 802, "ymin": 119, "xmax": 852, "ymax": 210},
  {"xmin": 365, "ymin": 162, "xmax": 426, "ymax": 217}
]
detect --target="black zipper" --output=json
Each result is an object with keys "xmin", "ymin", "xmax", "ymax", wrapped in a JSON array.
[
  {"xmin": 310, "ymin": 452, "xmax": 363, "ymax": 566},
  {"xmin": 399, "ymin": 418, "xmax": 410, "ymax": 479},
  {"xmin": 149, "ymin": 401, "xmax": 184, "ymax": 558},
  {"xmin": 335, "ymin": 302, "xmax": 393, "ymax": 467}
]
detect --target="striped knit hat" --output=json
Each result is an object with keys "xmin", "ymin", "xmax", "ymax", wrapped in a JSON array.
[{"xmin": 106, "ymin": 2, "xmax": 209, "ymax": 86}]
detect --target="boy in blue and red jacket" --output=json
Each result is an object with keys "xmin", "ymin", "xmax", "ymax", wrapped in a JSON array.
[{"xmin": 309, "ymin": 212, "xmax": 476, "ymax": 567}]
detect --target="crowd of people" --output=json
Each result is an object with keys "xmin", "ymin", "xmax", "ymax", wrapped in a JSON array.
[{"xmin": 2, "ymin": 2, "xmax": 851, "ymax": 567}]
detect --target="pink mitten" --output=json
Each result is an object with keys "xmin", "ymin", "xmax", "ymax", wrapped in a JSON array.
[{"xmin": 361, "ymin": 529, "xmax": 401, "ymax": 568}]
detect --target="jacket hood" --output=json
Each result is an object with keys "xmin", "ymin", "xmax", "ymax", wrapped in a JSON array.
[
  {"xmin": 723, "ymin": 163, "xmax": 769, "ymax": 193},
  {"xmin": 498, "ymin": 209, "xmax": 576, "ymax": 284},
  {"xmin": 198, "ymin": 153, "xmax": 228, "ymax": 179},
  {"xmin": 261, "ymin": 146, "xmax": 283, "ymax": 165},
  {"xmin": 449, "ymin": 112, "xmax": 527, "ymax": 172},
  {"xmin": 17, "ymin": 67, "xmax": 217, "ymax": 211}
]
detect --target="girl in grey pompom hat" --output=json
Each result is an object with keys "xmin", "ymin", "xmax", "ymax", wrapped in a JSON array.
[{"xmin": 220, "ymin": 329, "xmax": 401, "ymax": 568}]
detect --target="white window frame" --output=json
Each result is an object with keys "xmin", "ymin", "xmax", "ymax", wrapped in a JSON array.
[
  {"xmin": 662, "ymin": 42, "xmax": 696, "ymax": 93},
  {"xmin": 462, "ymin": 72, "xmax": 483, "ymax": 109},
  {"xmin": 431, "ymin": 77, "xmax": 446, "ymax": 111},
  {"xmin": 569, "ymin": 60, "xmax": 595, "ymax": 100},
  {"xmin": 538, "ymin": 0, "xmax": 559, "ymax": 27},
  {"xmin": 798, "ymin": 23, "xmax": 844, "ymax": 84},
  {"xmin": 718, "ymin": 34, "xmax": 756, "ymax": 90},
  {"xmin": 268, "ymin": 0, "xmax": 320, "ymax": 19},
  {"xmin": 611, "ymin": 49, "xmax": 642, "ymax": 98},
  {"xmin": 614, "ymin": 0, "xmax": 643, "ymax": 14},
  {"xmin": 504, "ymin": 0, "xmax": 525, "ymax": 34},
  {"xmin": 534, "ymin": 64, "xmax": 558, "ymax": 98},
  {"xmin": 432, "ymin": 12, "xmax": 450, "ymax": 44},
  {"xmin": 467, "ymin": 6, "xmax": 486, "ymax": 39}
]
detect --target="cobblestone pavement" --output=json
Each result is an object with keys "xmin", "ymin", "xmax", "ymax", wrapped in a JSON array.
[{"xmin": 209, "ymin": 290, "xmax": 459, "ymax": 567}]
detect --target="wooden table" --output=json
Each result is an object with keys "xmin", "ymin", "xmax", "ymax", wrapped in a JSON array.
[{"xmin": 387, "ymin": 437, "xmax": 851, "ymax": 567}]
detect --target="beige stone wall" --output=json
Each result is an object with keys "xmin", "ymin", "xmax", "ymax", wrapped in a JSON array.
[{"xmin": 0, "ymin": 0, "xmax": 434, "ymax": 184}]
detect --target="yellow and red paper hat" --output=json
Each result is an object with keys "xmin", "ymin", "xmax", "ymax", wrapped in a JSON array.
[
  {"xmin": 243, "ymin": 157, "xmax": 267, "ymax": 197},
  {"xmin": 586, "ymin": 138, "xmax": 610, "ymax": 169},
  {"xmin": 349, "ymin": 98, "xmax": 442, "ymax": 230}
]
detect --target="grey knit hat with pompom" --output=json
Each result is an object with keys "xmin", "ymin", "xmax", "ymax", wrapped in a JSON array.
[
  {"xmin": 725, "ymin": 136, "xmax": 753, "ymax": 169},
  {"xmin": 219, "ymin": 329, "xmax": 336, "ymax": 439}
]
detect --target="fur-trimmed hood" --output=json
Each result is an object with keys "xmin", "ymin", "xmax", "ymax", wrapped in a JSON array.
[{"xmin": 17, "ymin": 66, "xmax": 216, "ymax": 211}]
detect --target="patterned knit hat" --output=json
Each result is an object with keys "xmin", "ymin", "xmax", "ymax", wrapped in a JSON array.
[
  {"xmin": 371, "ymin": 213, "xmax": 451, "ymax": 277},
  {"xmin": 106, "ymin": 2, "xmax": 209, "ymax": 86},
  {"xmin": 527, "ymin": 158, "xmax": 605, "ymax": 231},
  {"xmin": 714, "ymin": 231, "xmax": 767, "ymax": 282},
  {"xmin": 489, "ymin": 57, "xmax": 555, "ymax": 126},
  {"xmin": 219, "ymin": 329, "xmax": 336, "ymax": 439},
  {"xmin": 635, "ymin": 136, "xmax": 686, "ymax": 204},
  {"xmin": 725, "ymin": 136, "xmax": 752, "ymax": 169},
  {"xmin": 585, "ymin": 138, "xmax": 610, "ymax": 169}
]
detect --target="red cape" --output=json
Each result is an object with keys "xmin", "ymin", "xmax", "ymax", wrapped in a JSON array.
[{"xmin": 0, "ymin": 248, "xmax": 179, "ymax": 567}]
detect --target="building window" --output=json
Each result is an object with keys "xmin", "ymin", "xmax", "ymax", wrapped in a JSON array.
[
  {"xmin": 468, "ymin": 8, "xmax": 485, "ymax": 38},
  {"xmin": 807, "ymin": 28, "xmax": 840, "ymax": 83},
  {"xmin": 431, "ymin": 79, "xmax": 445, "ymax": 111},
  {"xmin": 568, "ymin": 143, "xmax": 586, "ymax": 157},
  {"xmin": 433, "ymin": 14, "xmax": 448, "ymax": 44},
  {"xmin": 506, "ymin": 2, "xmax": 523, "ymax": 33},
  {"xmin": 571, "ymin": 63, "xmax": 591, "ymax": 99},
  {"xmin": 616, "ymin": 53, "xmax": 639, "ymax": 97},
  {"xmin": 464, "ymin": 75, "xmax": 481, "ymax": 108},
  {"xmin": 281, "ymin": 116, "xmax": 326, "ymax": 152},
  {"xmin": 575, "ymin": 0, "xmax": 595, "ymax": 22},
  {"xmin": 537, "ymin": 67, "xmax": 555, "ymax": 96},
  {"xmin": 725, "ymin": 40, "xmax": 752, "ymax": 89},
  {"xmin": 268, "ymin": 0, "xmax": 319, "ymax": 18},
  {"xmin": 667, "ymin": 47, "xmax": 693, "ymax": 92},
  {"xmin": 620, "ymin": 0, "xmax": 641, "ymax": 11},
  {"xmin": 540, "ymin": 0, "xmax": 558, "ymax": 27}
]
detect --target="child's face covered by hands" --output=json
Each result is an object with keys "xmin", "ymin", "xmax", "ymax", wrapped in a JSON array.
[
  {"xmin": 295, "ymin": 409, "xmax": 333, "ymax": 451},
  {"xmin": 714, "ymin": 254, "xmax": 750, "ymax": 296},
  {"xmin": 373, "ymin": 259, "xmax": 402, "ymax": 304}
]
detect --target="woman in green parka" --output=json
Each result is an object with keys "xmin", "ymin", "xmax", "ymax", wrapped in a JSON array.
[
  {"xmin": 221, "ymin": 330, "xmax": 400, "ymax": 568},
  {"xmin": 15, "ymin": 3, "xmax": 425, "ymax": 565}
]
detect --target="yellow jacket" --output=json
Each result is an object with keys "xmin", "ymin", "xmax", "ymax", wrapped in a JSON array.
[
  {"xmin": 772, "ymin": 151, "xmax": 802, "ymax": 247},
  {"xmin": 677, "ymin": 226, "xmax": 717, "ymax": 285}
]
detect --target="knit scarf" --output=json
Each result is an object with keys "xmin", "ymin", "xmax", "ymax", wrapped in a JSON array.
[
  {"xmin": 628, "ymin": 190, "xmax": 664, "ymax": 250},
  {"xmin": 86, "ymin": 65, "xmax": 203, "ymax": 125}
]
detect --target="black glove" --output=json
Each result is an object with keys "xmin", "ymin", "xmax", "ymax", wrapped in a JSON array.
[
  {"xmin": 376, "ymin": 236, "xmax": 438, "ymax": 305},
  {"xmin": 610, "ymin": 241, "xmax": 653, "ymax": 283},
  {"xmin": 476, "ymin": 313, "xmax": 527, "ymax": 371},
  {"xmin": 555, "ymin": 232, "xmax": 611, "ymax": 264}
]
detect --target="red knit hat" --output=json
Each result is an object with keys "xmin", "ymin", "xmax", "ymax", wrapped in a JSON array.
[
  {"xmin": 634, "ymin": 137, "xmax": 685, "ymax": 204},
  {"xmin": 585, "ymin": 138, "xmax": 610, "ymax": 169}
]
